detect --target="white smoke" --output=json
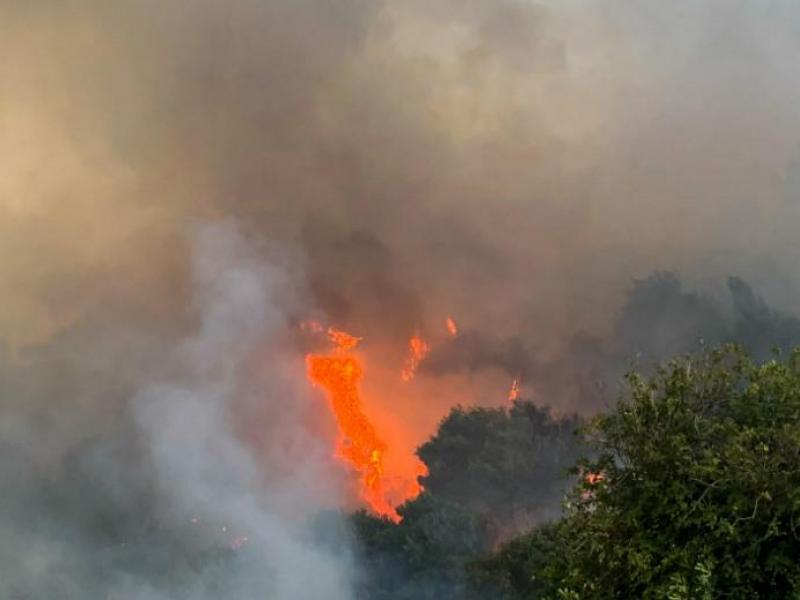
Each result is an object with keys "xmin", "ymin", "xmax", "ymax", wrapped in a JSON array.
[
  {"xmin": 129, "ymin": 221, "xmax": 354, "ymax": 599},
  {"xmin": 0, "ymin": 222, "xmax": 354, "ymax": 599}
]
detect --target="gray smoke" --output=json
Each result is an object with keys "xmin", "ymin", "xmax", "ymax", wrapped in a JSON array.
[
  {"xmin": 0, "ymin": 223, "xmax": 354, "ymax": 599},
  {"xmin": 4, "ymin": 0, "xmax": 800, "ymax": 361}
]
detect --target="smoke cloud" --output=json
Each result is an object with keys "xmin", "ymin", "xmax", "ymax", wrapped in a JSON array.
[
  {"xmin": 4, "ymin": 0, "xmax": 800, "ymax": 353},
  {"xmin": 1, "ymin": 223, "xmax": 353, "ymax": 598}
]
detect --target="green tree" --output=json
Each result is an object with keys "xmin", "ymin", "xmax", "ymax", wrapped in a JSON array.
[
  {"xmin": 351, "ymin": 495, "xmax": 490, "ymax": 599},
  {"xmin": 351, "ymin": 401, "xmax": 582, "ymax": 599},
  {"xmin": 477, "ymin": 346, "xmax": 800, "ymax": 599},
  {"xmin": 418, "ymin": 401, "xmax": 583, "ymax": 533}
]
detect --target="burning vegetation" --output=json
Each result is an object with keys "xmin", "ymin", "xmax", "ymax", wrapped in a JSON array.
[
  {"xmin": 400, "ymin": 334, "xmax": 430, "ymax": 382},
  {"xmin": 306, "ymin": 326, "xmax": 428, "ymax": 521},
  {"xmin": 446, "ymin": 317, "xmax": 458, "ymax": 338}
]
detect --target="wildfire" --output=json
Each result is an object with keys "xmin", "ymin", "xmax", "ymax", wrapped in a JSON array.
[
  {"xmin": 306, "ymin": 327, "xmax": 426, "ymax": 521},
  {"xmin": 508, "ymin": 378, "xmax": 520, "ymax": 402},
  {"xmin": 401, "ymin": 334, "xmax": 430, "ymax": 382},
  {"xmin": 446, "ymin": 316, "xmax": 458, "ymax": 337}
]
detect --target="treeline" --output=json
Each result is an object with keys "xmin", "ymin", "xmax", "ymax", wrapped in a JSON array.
[
  {"xmin": 348, "ymin": 273, "xmax": 800, "ymax": 598},
  {"xmin": 351, "ymin": 345, "xmax": 800, "ymax": 598}
]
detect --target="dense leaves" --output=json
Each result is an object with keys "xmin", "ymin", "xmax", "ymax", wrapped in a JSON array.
[
  {"xmin": 478, "ymin": 346, "xmax": 800, "ymax": 599},
  {"xmin": 351, "ymin": 496, "xmax": 489, "ymax": 599},
  {"xmin": 350, "ymin": 401, "xmax": 582, "ymax": 599},
  {"xmin": 418, "ymin": 401, "xmax": 583, "ymax": 531}
]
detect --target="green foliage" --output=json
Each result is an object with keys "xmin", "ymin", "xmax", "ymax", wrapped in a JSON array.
[
  {"xmin": 350, "ymin": 401, "xmax": 582, "ymax": 599},
  {"xmin": 469, "ymin": 523, "xmax": 562, "ymax": 599},
  {"xmin": 351, "ymin": 495, "xmax": 490, "ymax": 599},
  {"xmin": 480, "ymin": 345, "xmax": 800, "ymax": 599},
  {"xmin": 418, "ymin": 401, "xmax": 583, "ymax": 529}
]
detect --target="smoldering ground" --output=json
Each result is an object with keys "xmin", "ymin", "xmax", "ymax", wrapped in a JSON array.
[{"xmin": 4, "ymin": 0, "xmax": 800, "ymax": 597}]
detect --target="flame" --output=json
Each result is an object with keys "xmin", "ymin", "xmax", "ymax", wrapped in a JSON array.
[
  {"xmin": 307, "ymin": 353, "xmax": 399, "ymax": 520},
  {"xmin": 585, "ymin": 472, "xmax": 604, "ymax": 485},
  {"xmin": 307, "ymin": 328, "xmax": 427, "ymax": 521},
  {"xmin": 401, "ymin": 334, "xmax": 430, "ymax": 382},
  {"xmin": 508, "ymin": 378, "xmax": 520, "ymax": 402},
  {"xmin": 446, "ymin": 316, "xmax": 458, "ymax": 337},
  {"xmin": 581, "ymin": 470, "xmax": 605, "ymax": 501},
  {"xmin": 327, "ymin": 327, "xmax": 362, "ymax": 351}
]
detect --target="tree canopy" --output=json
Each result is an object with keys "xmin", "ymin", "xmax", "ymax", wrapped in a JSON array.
[
  {"xmin": 476, "ymin": 346, "xmax": 800, "ymax": 599},
  {"xmin": 350, "ymin": 401, "xmax": 582, "ymax": 599}
]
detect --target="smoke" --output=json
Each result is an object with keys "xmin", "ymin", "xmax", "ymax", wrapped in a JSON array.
[
  {"xmin": 5, "ymin": 0, "xmax": 800, "ymax": 350},
  {"xmin": 0, "ymin": 223, "xmax": 353, "ymax": 598},
  {"xmin": 4, "ymin": 1, "xmax": 800, "ymax": 593}
]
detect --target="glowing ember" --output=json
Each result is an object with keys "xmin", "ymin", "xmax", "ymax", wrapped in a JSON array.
[
  {"xmin": 401, "ymin": 334, "xmax": 430, "ymax": 382},
  {"xmin": 581, "ymin": 470, "xmax": 605, "ymax": 501},
  {"xmin": 327, "ymin": 327, "xmax": 362, "ymax": 351},
  {"xmin": 585, "ymin": 472, "xmax": 604, "ymax": 485},
  {"xmin": 508, "ymin": 378, "xmax": 520, "ymax": 402},
  {"xmin": 446, "ymin": 316, "xmax": 458, "ymax": 337},
  {"xmin": 307, "ymin": 332, "xmax": 408, "ymax": 521}
]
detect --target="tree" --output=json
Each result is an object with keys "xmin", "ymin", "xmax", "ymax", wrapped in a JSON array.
[
  {"xmin": 350, "ymin": 401, "xmax": 582, "ymax": 599},
  {"xmin": 418, "ymin": 401, "xmax": 583, "ymax": 534},
  {"xmin": 351, "ymin": 496, "xmax": 490, "ymax": 600},
  {"xmin": 477, "ymin": 346, "xmax": 800, "ymax": 598}
]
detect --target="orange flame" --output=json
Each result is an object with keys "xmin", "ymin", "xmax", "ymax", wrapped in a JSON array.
[
  {"xmin": 307, "ymin": 353, "xmax": 400, "ymax": 520},
  {"xmin": 581, "ymin": 470, "xmax": 605, "ymax": 501},
  {"xmin": 508, "ymin": 378, "xmax": 520, "ymax": 402},
  {"xmin": 401, "ymin": 334, "xmax": 430, "ymax": 382},
  {"xmin": 446, "ymin": 316, "xmax": 458, "ymax": 337},
  {"xmin": 585, "ymin": 472, "xmax": 605, "ymax": 485},
  {"xmin": 327, "ymin": 327, "xmax": 362, "ymax": 351},
  {"xmin": 307, "ymin": 328, "xmax": 426, "ymax": 521}
]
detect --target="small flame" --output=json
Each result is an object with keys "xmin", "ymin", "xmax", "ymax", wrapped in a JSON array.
[
  {"xmin": 585, "ymin": 472, "xmax": 604, "ymax": 485},
  {"xmin": 401, "ymin": 334, "xmax": 430, "ymax": 382},
  {"xmin": 445, "ymin": 316, "xmax": 458, "ymax": 337},
  {"xmin": 508, "ymin": 378, "xmax": 520, "ymax": 402},
  {"xmin": 327, "ymin": 327, "xmax": 362, "ymax": 351},
  {"xmin": 581, "ymin": 470, "xmax": 605, "ymax": 500}
]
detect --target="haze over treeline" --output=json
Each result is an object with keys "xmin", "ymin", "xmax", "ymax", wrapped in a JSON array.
[{"xmin": 3, "ymin": 1, "xmax": 800, "ymax": 597}]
